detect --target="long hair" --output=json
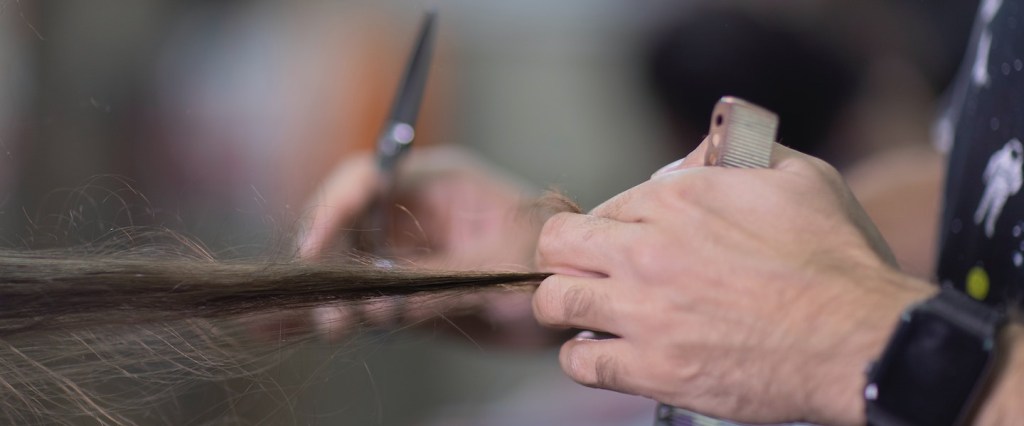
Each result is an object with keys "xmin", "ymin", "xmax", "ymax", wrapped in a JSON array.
[
  {"xmin": 0, "ymin": 250, "xmax": 545, "ymax": 424},
  {"xmin": 0, "ymin": 191, "xmax": 578, "ymax": 424},
  {"xmin": 0, "ymin": 250, "xmax": 547, "ymax": 336}
]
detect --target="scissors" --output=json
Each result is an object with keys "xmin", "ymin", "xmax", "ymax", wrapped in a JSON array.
[{"xmin": 361, "ymin": 10, "xmax": 438, "ymax": 257}]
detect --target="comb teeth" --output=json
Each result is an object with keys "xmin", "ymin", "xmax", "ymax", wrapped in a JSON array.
[{"xmin": 704, "ymin": 97, "xmax": 778, "ymax": 169}]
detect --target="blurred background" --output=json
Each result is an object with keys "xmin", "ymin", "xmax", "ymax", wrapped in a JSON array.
[{"xmin": 0, "ymin": 0, "xmax": 980, "ymax": 424}]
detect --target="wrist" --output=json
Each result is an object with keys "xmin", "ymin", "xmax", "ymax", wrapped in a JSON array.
[
  {"xmin": 804, "ymin": 268, "xmax": 936, "ymax": 425},
  {"xmin": 974, "ymin": 323, "xmax": 1024, "ymax": 426}
]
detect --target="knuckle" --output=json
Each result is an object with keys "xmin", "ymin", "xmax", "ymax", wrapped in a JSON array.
[
  {"xmin": 544, "ymin": 211, "xmax": 574, "ymax": 232},
  {"xmin": 651, "ymin": 170, "xmax": 708, "ymax": 209},
  {"xmin": 561, "ymin": 284, "xmax": 593, "ymax": 323},
  {"xmin": 579, "ymin": 215, "xmax": 604, "ymax": 242},
  {"xmin": 537, "ymin": 212, "xmax": 573, "ymax": 254},
  {"xmin": 645, "ymin": 179, "xmax": 678, "ymax": 209},
  {"xmin": 532, "ymin": 276, "xmax": 595, "ymax": 327},
  {"xmin": 593, "ymin": 354, "xmax": 620, "ymax": 389},
  {"xmin": 535, "ymin": 219, "xmax": 563, "ymax": 268},
  {"xmin": 592, "ymin": 190, "xmax": 634, "ymax": 219},
  {"xmin": 805, "ymin": 156, "xmax": 842, "ymax": 183},
  {"xmin": 531, "ymin": 277, "xmax": 564, "ymax": 326}
]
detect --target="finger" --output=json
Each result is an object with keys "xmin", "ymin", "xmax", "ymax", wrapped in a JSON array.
[
  {"xmin": 588, "ymin": 186, "xmax": 643, "ymax": 222},
  {"xmin": 298, "ymin": 155, "xmax": 380, "ymax": 259},
  {"xmin": 651, "ymin": 136, "xmax": 710, "ymax": 177},
  {"xmin": 589, "ymin": 177, "xmax": 685, "ymax": 223},
  {"xmin": 559, "ymin": 332, "xmax": 646, "ymax": 396},
  {"xmin": 769, "ymin": 143, "xmax": 815, "ymax": 170},
  {"xmin": 533, "ymin": 274, "xmax": 622, "ymax": 334},
  {"xmin": 536, "ymin": 212, "xmax": 634, "ymax": 275}
]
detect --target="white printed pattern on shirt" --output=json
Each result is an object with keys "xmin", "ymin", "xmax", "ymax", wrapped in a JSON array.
[{"xmin": 976, "ymin": 138, "xmax": 1024, "ymax": 237}]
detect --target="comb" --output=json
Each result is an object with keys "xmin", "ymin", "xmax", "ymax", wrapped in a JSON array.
[
  {"xmin": 704, "ymin": 96, "xmax": 778, "ymax": 168},
  {"xmin": 654, "ymin": 97, "xmax": 782, "ymax": 426}
]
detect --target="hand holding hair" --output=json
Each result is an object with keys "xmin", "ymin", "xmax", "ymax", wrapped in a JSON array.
[{"xmin": 532, "ymin": 139, "xmax": 939, "ymax": 425}]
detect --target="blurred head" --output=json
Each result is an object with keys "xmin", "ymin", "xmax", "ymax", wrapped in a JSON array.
[{"xmin": 643, "ymin": 6, "xmax": 864, "ymax": 160}]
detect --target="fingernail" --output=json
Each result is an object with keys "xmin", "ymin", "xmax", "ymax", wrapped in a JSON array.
[
  {"xmin": 652, "ymin": 157, "xmax": 685, "ymax": 177},
  {"xmin": 575, "ymin": 330, "xmax": 596, "ymax": 340}
]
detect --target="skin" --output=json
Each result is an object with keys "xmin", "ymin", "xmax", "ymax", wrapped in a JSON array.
[
  {"xmin": 532, "ymin": 140, "xmax": 1023, "ymax": 425},
  {"xmin": 301, "ymin": 142, "xmax": 1024, "ymax": 423},
  {"xmin": 298, "ymin": 146, "xmax": 554, "ymax": 345},
  {"xmin": 844, "ymin": 145, "xmax": 945, "ymax": 279},
  {"xmin": 298, "ymin": 146, "xmax": 540, "ymax": 268}
]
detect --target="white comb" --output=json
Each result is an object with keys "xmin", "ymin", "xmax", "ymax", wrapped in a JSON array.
[{"xmin": 704, "ymin": 96, "xmax": 778, "ymax": 168}]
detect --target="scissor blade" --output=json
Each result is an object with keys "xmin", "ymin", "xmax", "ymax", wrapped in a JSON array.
[
  {"xmin": 388, "ymin": 10, "xmax": 437, "ymax": 127},
  {"xmin": 365, "ymin": 10, "xmax": 438, "ymax": 256}
]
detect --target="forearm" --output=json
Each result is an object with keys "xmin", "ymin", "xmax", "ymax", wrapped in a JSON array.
[{"xmin": 807, "ymin": 270, "xmax": 936, "ymax": 426}]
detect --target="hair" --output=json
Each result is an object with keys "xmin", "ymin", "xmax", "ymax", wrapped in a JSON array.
[
  {"xmin": 0, "ymin": 251, "xmax": 546, "ymax": 424},
  {"xmin": 0, "ymin": 192, "xmax": 580, "ymax": 424},
  {"xmin": 0, "ymin": 251, "xmax": 547, "ymax": 337}
]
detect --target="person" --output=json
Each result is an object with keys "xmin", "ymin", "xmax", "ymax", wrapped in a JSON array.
[
  {"xmin": 531, "ymin": 0, "xmax": 1024, "ymax": 423},
  {"xmin": 301, "ymin": 1, "xmax": 1024, "ymax": 424}
]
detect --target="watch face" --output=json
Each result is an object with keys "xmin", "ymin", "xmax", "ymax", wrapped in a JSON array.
[{"xmin": 869, "ymin": 310, "xmax": 993, "ymax": 426}]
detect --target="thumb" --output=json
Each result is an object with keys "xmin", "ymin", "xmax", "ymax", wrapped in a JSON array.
[{"xmin": 297, "ymin": 154, "xmax": 380, "ymax": 259}]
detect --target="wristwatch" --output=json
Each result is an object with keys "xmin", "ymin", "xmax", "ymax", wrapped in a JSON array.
[{"xmin": 864, "ymin": 286, "xmax": 1007, "ymax": 426}]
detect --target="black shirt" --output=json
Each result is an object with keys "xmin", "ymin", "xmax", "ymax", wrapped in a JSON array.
[{"xmin": 938, "ymin": 0, "xmax": 1024, "ymax": 311}]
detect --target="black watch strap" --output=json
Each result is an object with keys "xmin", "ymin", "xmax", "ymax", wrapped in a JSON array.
[
  {"xmin": 866, "ymin": 286, "xmax": 1008, "ymax": 426},
  {"xmin": 925, "ymin": 287, "xmax": 1007, "ymax": 337}
]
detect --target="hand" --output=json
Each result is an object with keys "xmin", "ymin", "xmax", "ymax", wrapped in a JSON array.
[
  {"xmin": 532, "ymin": 140, "xmax": 935, "ymax": 424},
  {"xmin": 299, "ymin": 146, "xmax": 538, "ymax": 267},
  {"xmin": 298, "ymin": 146, "xmax": 554, "ymax": 345}
]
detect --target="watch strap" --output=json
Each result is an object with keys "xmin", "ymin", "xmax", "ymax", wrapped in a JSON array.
[
  {"xmin": 865, "ymin": 286, "xmax": 1008, "ymax": 426},
  {"xmin": 924, "ymin": 287, "xmax": 1007, "ymax": 338}
]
